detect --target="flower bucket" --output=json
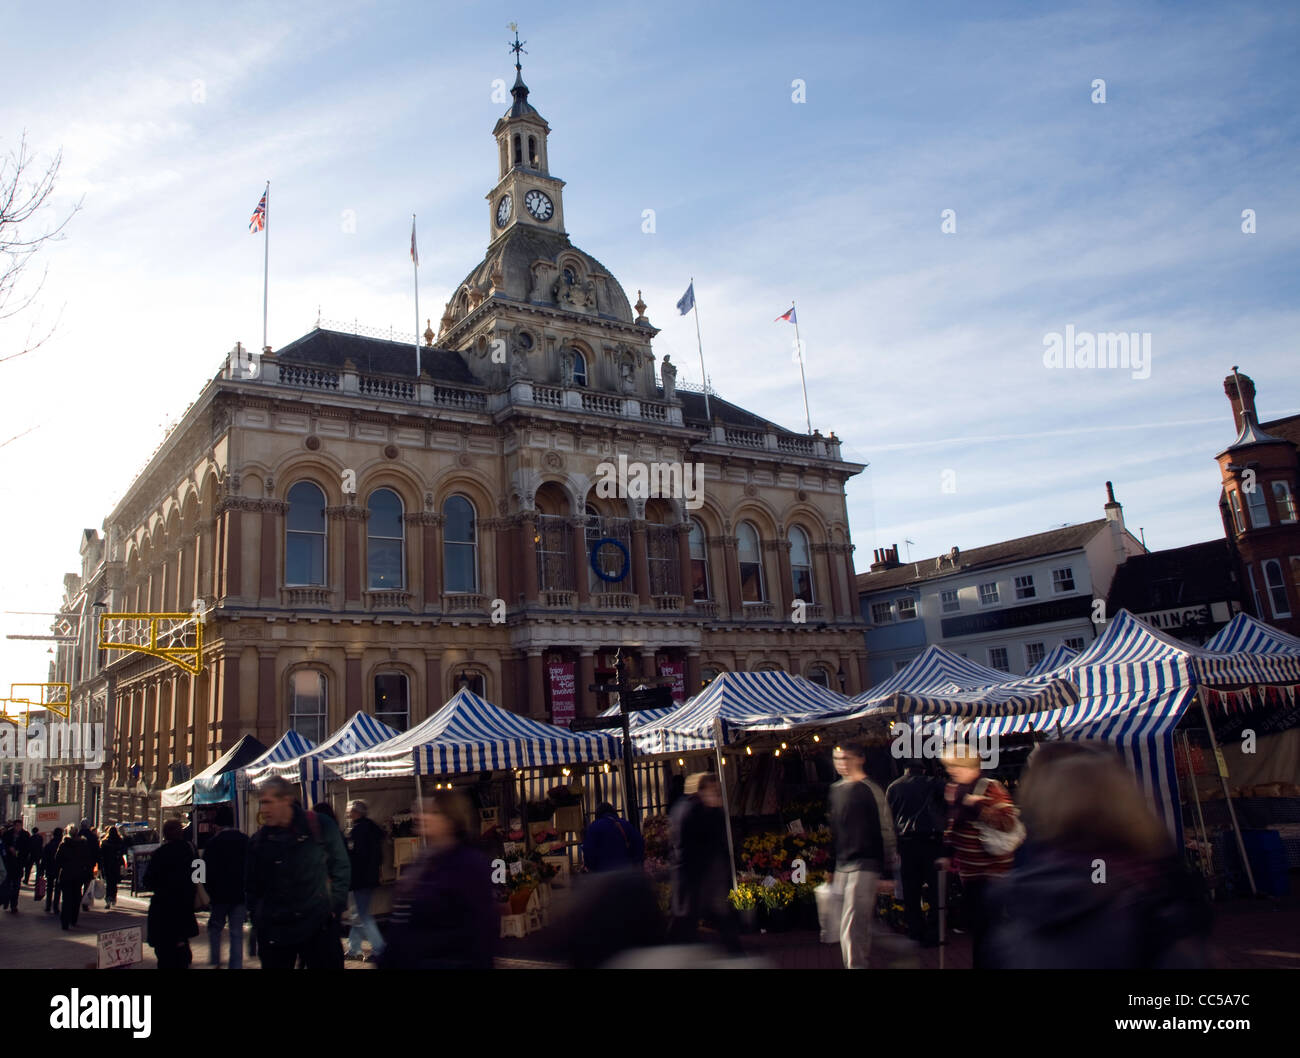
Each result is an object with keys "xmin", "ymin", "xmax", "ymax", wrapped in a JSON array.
[
  {"xmin": 738, "ymin": 907, "xmax": 758, "ymax": 933},
  {"xmin": 509, "ymin": 886, "xmax": 535, "ymax": 915}
]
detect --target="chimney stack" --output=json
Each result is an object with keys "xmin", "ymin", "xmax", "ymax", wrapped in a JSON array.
[
  {"xmin": 870, "ymin": 544, "xmax": 901, "ymax": 572},
  {"xmin": 1224, "ymin": 368, "xmax": 1258, "ymax": 434},
  {"xmin": 1103, "ymin": 480, "xmax": 1124, "ymax": 527}
]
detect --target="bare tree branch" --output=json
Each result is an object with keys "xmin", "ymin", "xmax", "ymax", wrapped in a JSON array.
[{"xmin": 0, "ymin": 131, "xmax": 81, "ymax": 359}]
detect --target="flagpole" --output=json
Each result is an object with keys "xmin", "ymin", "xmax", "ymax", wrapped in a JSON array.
[
  {"xmin": 412, "ymin": 213, "xmax": 420, "ymax": 379},
  {"xmin": 793, "ymin": 299, "xmax": 811, "ymax": 434},
  {"xmin": 691, "ymin": 276, "xmax": 711, "ymax": 422},
  {"xmin": 261, "ymin": 181, "xmax": 270, "ymax": 353}
]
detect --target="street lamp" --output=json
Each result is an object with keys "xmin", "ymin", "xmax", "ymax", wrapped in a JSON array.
[{"xmin": 836, "ymin": 667, "xmax": 847, "ymax": 693}]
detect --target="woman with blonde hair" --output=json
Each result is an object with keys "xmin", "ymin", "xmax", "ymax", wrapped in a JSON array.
[{"xmin": 986, "ymin": 746, "xmax": 1211, "ymax": 968}]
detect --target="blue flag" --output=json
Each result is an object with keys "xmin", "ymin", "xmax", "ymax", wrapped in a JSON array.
[{"xmin": 676, "ymin": 282, "xmax": 695, "ymax": 316}]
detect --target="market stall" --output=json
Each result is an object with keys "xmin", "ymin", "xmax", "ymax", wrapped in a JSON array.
[
  {"xmin": 158, "ymin": 734, "xmax": 267, "ymax": 843},
  {"xmin": 244, "ymin": 712, "xmax": 400, "ymax": 808},
  {"xmin": 201, "ymin": 729, "xmax": 315, "ymax": 833}
]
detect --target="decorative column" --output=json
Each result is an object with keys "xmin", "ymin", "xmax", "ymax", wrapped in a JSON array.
[
  {"xmin": 259, "ymin": 500, "xmax": 288, "ymax": 603},
  {"xmin": 777, "ymin": 536, "xmax": 795, "ymax": 609},
  {"xmin": 406, "ymin": 511, "xmax": 443, "ymax": 612},
  {"xmin": 487, "ymin": 517, "xmax": 514, "ymax": 610},
  {"xmin": 578, "ymin": 651, "xmax": 596, "ymax": 718},
  {"xmin": 424, "ymin": 652, "xmax": 443, "ymax": 718},
  {"xmin": 686, "ymin": 652, "xmax": 702, "ymax": 700},
  {"xmin": 630, "ymin": 520, "xmax": 652, "ymax": 606},
  {"xmin": 218, "ymin": 499, "xmax": 243, "ymax": 603},
  {"xmin": 518, "ymin": 512, "xmax": 540, "ymax": 605},
  {"xmin": 571, "ymin": 517, "xmax": 591, "ymax": 605},
  {"xmin": 821, "ymin": 543, "xmax": 845, "ymax": 619},
  {"xmin": 346, "ymin": 652, "xmax": 364, "ymax": 714},
  {"xmin": 526, "ymin": 650, "xmax": 545, "ymax": 719},
  {"xmin": 721, "ymin": 531, "xmax": 741, "ymax": 618},
  {"xmin": 842, "ymin": 543, "xmax": 859, "ymax": 620},
  {"xmin": 219, "ymin": 651, "xmax": 241, "ymax": 751},
  {"xmin": 257, "ymin": 649, "xmax": 277, "ymax": 746},
  {"xmin": 675, "ymin": 523, "xmax": 693, "ymax": 604},
  {"xmin": 195, "ymin": 519, "xmax": 215, "ymax": 604},
  {"xmin": 328, "ymin": 504, "xmax": 367, "ymax": 607}
]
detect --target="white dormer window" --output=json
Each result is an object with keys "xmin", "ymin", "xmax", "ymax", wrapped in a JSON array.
[{"xmin": 1052, "ymin": 567, "xmax": 1075, "ymax": 593}]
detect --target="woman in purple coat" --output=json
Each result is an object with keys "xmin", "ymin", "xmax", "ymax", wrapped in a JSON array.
[{"xmin": 379, "ymin": 790, "xmax": 497, "ymax": 970}]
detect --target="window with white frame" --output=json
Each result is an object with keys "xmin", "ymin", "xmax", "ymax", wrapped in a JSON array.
[
  {"xmin": 1246, "ymin": 564, "xmax": 1265, "ymax": 617},
  {"xmin": 688, "ymin": 520, "xmax": 710, "ymax": 601},
  {"xmin": 1014, "ymin": 574, "xmax": 1036, "ymax": 600},
  {"xmin": 290, "ymin": 670, "xmax": 327, "ymax": 745},
  {"xmin": 737, "ymin": 521, "xmax": 766, "ymax": 603},
  {"xmin": 1245, "ymin": 484, "xmax": 1270, "ymax": 528},
  {"xmin": 1025, "ymin": 642, "xmax": 1046, "ymax": 668},
  {"xmin": 1273, "ymin": 481, "xmax": 1297, "ymax": 524},
  {"xmin": 1264, "ymin": 559, "xmax": 1291, "ymax": 618},
  {"xmin": 1052, "ymin": 567, "xmax": 1075, "ymax": 593},
  {"xmin": 1228, "ymin": 490, "xmax": 1246, "ymax": 534},
  {"xmin": 941, "ymin": 589, "xmax": 960, "ymax": 613},
  {"xmin": 988, "ymin": 647, "xmax": 1010, "ymax": 672},
  {"xmin": 871, "ymin": 601, "xmax": 894, "ymax": 624},
  {"xmin": 1064, "ymin": 637, "xmax": 1085, "ymax": 652},
  {"xmin": 979, "ymin": 582, "xmax": 999, "ymax": 606},
  {"xmin": 789, "ymin": 525, "xmax": 815, "ymax": 604},
  {"xmin": 896, "ymin": 595, "xmax": 917, "ymax": 620}
]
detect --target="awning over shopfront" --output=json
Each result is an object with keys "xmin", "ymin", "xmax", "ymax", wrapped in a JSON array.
[
  {"xmin": 159, "ymin": 734, "xmax": 267, "ymax": 809},
  {"xmin": 325, "ymin": 689, "xmax": 622, "ymax": 781}
]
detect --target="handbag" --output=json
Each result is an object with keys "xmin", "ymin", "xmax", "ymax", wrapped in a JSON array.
[
  {"xmin": 972, "ymin": 779, "xmax": 1026, "ymax": 856},
  {"xmin": 814, "ymin": 881, "xmax": 842, "ymax": 944},
  {"xmin": 35, "ymin": 876, "xmax": 46, "ymax": 901},
  {"xmin": 92, "ymin": 877, "xmax": 105, "ymax": 900}
]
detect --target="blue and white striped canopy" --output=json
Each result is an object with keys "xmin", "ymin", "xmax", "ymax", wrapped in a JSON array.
[
  {"xmin": 851, "ymin": 645, "xmax": 1011, "ymax": 706},
  {"xmin": 245, "ymin": 712, "xmax": 401, "ymax": 805},
  {"xmin": 633, "ymin": 671, "xmax": 851, "ymax": 755},
  {"xmin": 326, "ymin": 690, "xmax": 622, "ymax": 780},
  {"xmin": 1027, "ymin": 644, "xmax": 1078, "ymax": 676},
  {"xmin": 1203, "ymin": 612, "xmax": 1300, "ymax": 683},
  {"xmin": 599, "ymin": 703, "xmax": 676, "ymax": 728},
  {"xmin": 160, "ymin": 734, "xmax": 267, "ymax": 808}
]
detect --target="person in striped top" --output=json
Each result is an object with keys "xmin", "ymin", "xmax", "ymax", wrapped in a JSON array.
[{"xmin": 937, "ymin": 749, "xmax": 1017, "ymax": 968}]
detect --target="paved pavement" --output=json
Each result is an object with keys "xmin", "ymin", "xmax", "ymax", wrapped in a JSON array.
[{"xmin": 4, "ymin": 873, "xmax": 1296, "ymax": 970}]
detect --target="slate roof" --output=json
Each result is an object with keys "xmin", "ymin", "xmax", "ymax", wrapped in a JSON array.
[
  {"xmin": 274, "ymin": 327, "xmax": 479, "ymax": 385},
  {"xmin": 856, "ymin": 520, "xmax": 1109, "ymax": 594},
  {"xmin": 1106, "ymin": 539, "xmax": 1240, "ymax": 613}
]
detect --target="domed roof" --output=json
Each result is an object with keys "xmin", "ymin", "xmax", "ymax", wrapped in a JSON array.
[{"xmin": 448, "ymin": 225, "xmax": 635, "ymax": 325}]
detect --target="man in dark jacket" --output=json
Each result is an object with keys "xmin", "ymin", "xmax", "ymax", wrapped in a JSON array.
[
  {"xmin": 829, "ymin": 742, "xmax": 896, "ymax": 969},
  {"xmin": 582, "ymin": 802, "xmax": 644, "ymax": 872},
  {"xmin": 344, "ymin": 799, "xmax": 386, "ymax": 961},
  {"xmin": 143, "ymin": 818, "xmax": 198, "ymax": 969},
  {"xmin": 22, "ymin": 826, "xmax": 39, "ymax": 885},
  {"xmin": 886, "ymin": 760, "xmax": 945, "ymax": 944},
  {"xmin": 0, "ymin": 825, "xmax": 20, "ymax": 912},
  {"xmin": 53, "ymin": 830, "xmax": 96, "ymax": 929},
  {"xmin": 77, "ymin": 819, "xmax": 100, "ymax": 907},
  {"xmin": 668, "ymin": 774, "xmax": 740, "ymax": 952},
  {"xmin": 202, "ymin": 804, "xmax": 249, "ymax": 969},
  {"xmin": 246, "ymin": 776, "xmax": 350, "ymax": 969},
  {"xmin": 41, "ymin": 828, "xmax": 63, "ymax": 913}
]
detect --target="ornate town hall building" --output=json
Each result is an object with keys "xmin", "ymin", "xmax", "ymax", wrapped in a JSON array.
[{"xmin": 54, "ymin": 64, "xmax": 866, "ymax": 824}]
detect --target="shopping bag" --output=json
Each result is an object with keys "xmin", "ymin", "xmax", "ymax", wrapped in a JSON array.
[
  {"xmin": 92, "ymin": 877, "xmax": 106, "ymax": 901},
  {"xmin": 35, "ymin": 876, "xmax": 46, "ymax": 901},
  {"xmin": 814, "ymin": 881, "xmax": 842, "ymax": 944},
  {"xmin": 82, "ymin": 888, "xmax": 93, "ymax": 910}
]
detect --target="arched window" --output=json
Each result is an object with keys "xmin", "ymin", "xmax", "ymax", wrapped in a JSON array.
[
  {"xmin": 290, "ymin": 670, "xmax": 327, "ymax": 744},
  {"xmin": 585, "ymin": 504, "xmax": 630, "ymax": 594},
  {"xmin": 1264, "ymin": 559, "xmax": 1292, "ymax": 618},
  {"xmin": 737, "ymin": 521, "xmax": 765, "ymax": 603},
  {"xmin": 443, "ymin": 495, "xmax": 478, "ymax": 593},
  {"xmin": 366, "ymin": 488, "xmax": 404, "ymax": 590},
  {"xmin": 286, "ymin": 481, "xmax": 327, "ymax": 586},
  {"xmin": 808, "ymin": 666, "xmax": 831, "ymax": 688},
  {"xmin": 528, "ymin": 135, "xmax": 538, "ymax": 167},
  {"xmin": 688, "ymin": 520, "xmax": 710, "ymax": 600},
  {"xmin": 572, "ymin": 350, "xmax": 587, "ymax": 387},
  {"xmin": 374, "ymin": 672, "xmax": 409, "ymax": 732},
  {"xmin": 512, "ymin": 134, "xmax": 521, "ymax": 166},
  {"xmin": 789, "ymin": 526, "xmax": 815, "ymax": 603},
  {"xmin": 456, "ymin": 670, "xmax": 486, "ymax": 697}
]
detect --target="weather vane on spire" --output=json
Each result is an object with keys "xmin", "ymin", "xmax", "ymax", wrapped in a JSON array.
[{"xmin": 508, "ymin": 22, "xmax": 526, "ymax": 73}]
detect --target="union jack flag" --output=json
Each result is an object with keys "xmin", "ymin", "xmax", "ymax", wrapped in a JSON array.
[{"xmin": 249, "ymin": 189, "xmax": 267, "ymax": 233}]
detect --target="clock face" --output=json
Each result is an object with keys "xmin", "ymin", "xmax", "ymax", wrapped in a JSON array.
[
  {"xmin": 524, "ymin": 189, "xmax": 553, "ymax": 221},
  {"xmin": 496, "ymin": 194, "xmax": 512, "ymax": 227}
]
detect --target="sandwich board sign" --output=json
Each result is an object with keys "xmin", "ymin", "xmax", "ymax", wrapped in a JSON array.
[{"xmin": 97, "ymin": 926, "xmax": 143, "ymax": 969}]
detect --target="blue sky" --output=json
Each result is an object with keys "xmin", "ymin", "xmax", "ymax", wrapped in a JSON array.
[{"xmin": 1, "ymin": 0, "xmax": 1297, "ymax": 681}]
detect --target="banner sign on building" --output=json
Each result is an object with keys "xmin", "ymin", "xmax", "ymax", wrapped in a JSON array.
[
  {"xmin": 659, "ymin": 660, "xmax": 686, "ymax": 703},
  {"xmin": 548, "ymin": 661, "xmax": 576, "ymax": 727}
]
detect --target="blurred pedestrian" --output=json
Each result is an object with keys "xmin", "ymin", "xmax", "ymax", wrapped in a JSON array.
[
  {"xmin": 311, "ymin": 802, "xmax": 339, "ymax": 824},
  {"xmin": 667, "ymin": 773, "xmax": 740, "ymax": 952},
  {"xmin": 581, "ymin": 801, "xmax": 644, "ymax": 872},
  {"xmin": 22, "ymin": 826, "xmax": 40, "ymax": 885},
  {"xmin": 887, "ymin": 759, "xmax": 945, "ymax": 945},
  {"xmin": 555, "ymin": 864, "xmax": 665, "ymax": 968},
  {"xmin": 54, "ymin": 827, "xmax": 95, "ymax": 929},
  {"xmin": 143, "ymin": 818, "xmax": 198, "ymax": 969},
  {"xmin": 344, "ymin": 799, "xmax": 386, "ymax": 962},
  {"xmin": 77, "ymin": 819, "xmax": 100, "ymax": 909},
  {"xmin": 246, "ymin": 777, "xmax": 350, "ymax": 970},
  {"xmin": 379, "ymin": 790, "xmax": 497, "ymax": 970},
  {"xmin": 98, "ymin": 826, "xmax": 126, "ymax": 909},
  {"xmin": 1, "ymin": 824, "xmax": 21, "ymax": 912},
  {"xmin": 986, "ymin": 747, "xmax": 1212, "ymax": 968},
  {"xmin": 201, "ymin": 805, "xmax": 249, "ymax": 969},
  {"xmin": 937, "ymin": 748, "xmax": 1019, "ymax": 968},
  {"xmin": 41, "ymin": 828, "xmax": 63, "ymax": 914},
  {"xmin": 828, "ymin": 742, "xmax": 896, "ymax": 968}
]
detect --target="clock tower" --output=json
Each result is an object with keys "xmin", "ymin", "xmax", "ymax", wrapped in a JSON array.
[{"xmin": 487, "ymin": 28, "xmax": 566, "ymax": 244}]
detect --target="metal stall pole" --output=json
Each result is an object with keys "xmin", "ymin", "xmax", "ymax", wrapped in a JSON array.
[
  {"xmin": 1180, "ymin": 731, "xmax": 1211, "ymax": 881},
  {"xmin": 713, "ymin": 718, "xmax": 739, "ymax": 893},
  {"xmin": 1197, "ymin": 688, "xmax": 1256, "ymax": 896}
]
